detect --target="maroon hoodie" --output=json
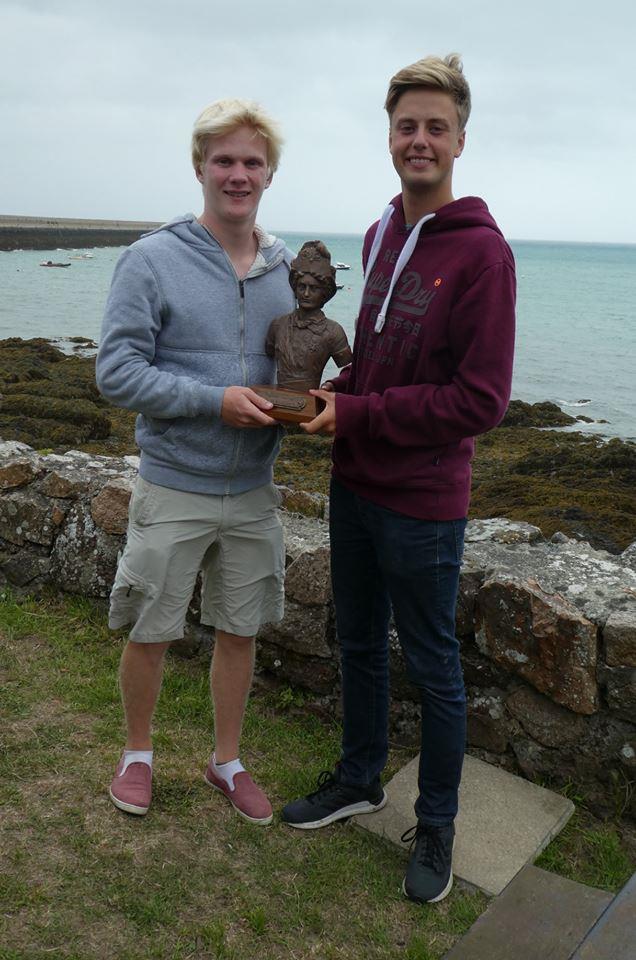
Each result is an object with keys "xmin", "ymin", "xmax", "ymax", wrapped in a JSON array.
[{"xmin": 331, "ymin": 194, "xmax": 516, "ymax": 520}]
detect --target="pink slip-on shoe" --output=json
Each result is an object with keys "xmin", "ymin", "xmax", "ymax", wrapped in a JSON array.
[
  {"xmin": 204, "ymin": 763, "xmax": 273, "ymax": 825},
  {"xmin": 109, "ymin": 755, "xmax": 152, "ymax": 816}
]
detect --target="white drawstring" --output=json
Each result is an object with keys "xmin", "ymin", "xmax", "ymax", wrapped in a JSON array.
[
  {"xmin": 373, "ymin": 212, "xmax": 435, "ymax": 333},
  {"xmin": 355, "ymin": 204, "xmax": 394, "ymax": 329}
]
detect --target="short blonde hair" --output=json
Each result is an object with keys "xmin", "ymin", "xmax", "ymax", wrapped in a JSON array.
[
  {"xmin": 385, "ymin": 54, "xmax": 471, "ymax": 131},
  {"xmin": 191, "ymin": 98, "xmax": 284, "ymax": 174}
]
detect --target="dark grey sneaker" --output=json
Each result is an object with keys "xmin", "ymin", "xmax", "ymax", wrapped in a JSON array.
[
  {"xmin": 401, "ymin": 821, "xmax": 455, "ymax": 903},
  {"xmin": 281, "ymin": 770, "xmax": 387, "ymax": 829}
]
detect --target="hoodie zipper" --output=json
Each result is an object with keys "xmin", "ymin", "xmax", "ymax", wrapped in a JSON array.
[
  {"xmin": 225, "ymin": 278, "xmax": 247, "ymax": 492},
  {"xmin": 198, "ymin": 224, "xmax": 285, "ymax": 491}
]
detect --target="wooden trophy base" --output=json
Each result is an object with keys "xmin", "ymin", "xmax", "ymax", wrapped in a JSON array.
[{"xmin": 251, "ymin": 386, "xmax": 324, "ymax": 425}]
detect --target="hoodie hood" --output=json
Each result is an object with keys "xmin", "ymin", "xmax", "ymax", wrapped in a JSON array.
[
  {"xmin": 142, "ymin": 213, "xmax": 289, "ymax": 272},
  {"xmin": 363, "ymin": 195, "xmax": 506, "ymax": 334},
  {"xmin": 389, "ymin": 194, "xmax": 504, "ymax": 238}
]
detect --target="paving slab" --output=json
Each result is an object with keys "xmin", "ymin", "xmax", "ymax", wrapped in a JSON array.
[
  {"xmin": 443, "ymin": 865, "xmax": 612, "ymax": 960},
  {"xmin": 352, "ymin": 754, "xmax": 575, "ymax": 895},
  {"xmin": 570, "ymin": 872, "xmax": 636, "ymax": 959}
]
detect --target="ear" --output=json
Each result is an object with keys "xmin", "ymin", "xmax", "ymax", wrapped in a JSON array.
[
  {"xmin": 455, "ymin": 130, "xmax": 466, "ymax": 159},
  {"xmin": 195, "ymin": 164, "xmax": 203, "ymax": 183},
  {"xmin": 264, "ymin": 170, "xmax": 273, "ymax": 189}
]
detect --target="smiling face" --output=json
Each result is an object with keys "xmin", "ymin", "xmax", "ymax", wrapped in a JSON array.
[
  {"xmin": 196, "ymin": 125, "xmax": 272, "ymax": 230},
  {"xmin": 389, "ymin": 88, "xmax": 465, "ymax": 217}
]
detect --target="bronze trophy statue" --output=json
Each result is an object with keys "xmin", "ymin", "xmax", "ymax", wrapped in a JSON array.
[{"xmin": 253, "ymin": 241, "xmax": 353, "ymax": 424}]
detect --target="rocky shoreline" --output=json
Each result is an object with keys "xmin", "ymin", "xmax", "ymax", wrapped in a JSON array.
[{"xmin": 1, "ymin": 337, "xmax": 635, "ymax": 552}]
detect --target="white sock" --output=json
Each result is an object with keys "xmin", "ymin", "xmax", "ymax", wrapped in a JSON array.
[
  {"xmin": 211, "ymin": 753, "xmax": 245, "ymax": 790},
  {"xmin": 121, "ymin": 749, "xmax": 153, "ymax": 774}
]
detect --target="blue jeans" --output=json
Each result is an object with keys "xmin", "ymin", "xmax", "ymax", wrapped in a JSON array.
[{"xmin": 330, "ymin": 477, "xmax": 467, "ymax": 826}]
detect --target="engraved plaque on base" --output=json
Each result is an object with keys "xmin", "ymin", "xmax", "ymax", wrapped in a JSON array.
[{"xmin": 251, "ymin": 386, "xmax": 324, "ymax": 425}]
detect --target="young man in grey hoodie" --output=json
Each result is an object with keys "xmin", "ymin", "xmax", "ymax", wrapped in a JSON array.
[{"xmin": 96, "ymin": 99, "xmax": 295, "ymax": 824}]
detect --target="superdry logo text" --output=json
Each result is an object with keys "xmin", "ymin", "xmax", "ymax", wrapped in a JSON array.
[{"xmin": 362, "ymin": 267, "xmax": 439, "ymax": 317}]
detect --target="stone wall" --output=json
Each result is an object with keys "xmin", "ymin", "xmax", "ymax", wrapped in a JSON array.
[{"xmin": 1, "ymin": 440, "xmax": 634, "ymax": 817}]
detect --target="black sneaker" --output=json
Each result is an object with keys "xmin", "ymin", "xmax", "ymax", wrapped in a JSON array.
[
  {"xmin": 401, "ymin": 821, "xmax": 455, "ymax": 903},
  {"xmin": 281, "ymin": 770, "xmax": 387, "ymax": 829}
]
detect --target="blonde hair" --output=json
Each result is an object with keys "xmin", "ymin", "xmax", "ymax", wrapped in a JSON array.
[
  {"xmin": 385, "ymin": 54, "xmax": 471, "ymax": 131},
  {"xmin": 191, "ymin": 98, "xmax": 284, "ymax": 174}
]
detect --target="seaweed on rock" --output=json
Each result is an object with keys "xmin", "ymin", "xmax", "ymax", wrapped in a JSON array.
[{"xmin": 0, "ymin": 337, "xmax": 634, "ymax": 553}]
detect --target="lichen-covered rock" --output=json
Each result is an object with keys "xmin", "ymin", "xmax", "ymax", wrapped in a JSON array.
[
  {"xmin": 466, "ymin": 690, "xmax": 512, "ymax": 753},
  {"xmin": 257, "ymin": 641, "xmax": 338, "ymax": 695},
  {"xmin": 51, "ymin": 504, "xmax": 67, "ymax": 526},
  {"xmin": 460, "ymin": 634, "xmax": 514, "ymax": 689},
  {"xmin": 257, "ymin": 600, "xmax": 333, "ymax": 658},
  {"xmin": 506, "ymin": 685, "xmax": 585, "ymax": 747},
  {"xmin": 280, "ymin": 511, "xmax": 330, "ymax": 563},
  {"xmin": 0, "ymin": 457, "xmax": 42, "ymax": 490},
  {"xmin": 0, "ymin": 490, "xmax": 58, "ymax": 547},
  {"xmin": 618, "ymin": 739, "xmax": 636, "ymax": 777},
  {"xmin": 512, "ymin": 711, "xmax": 635, "ymax": 816},
  {"xmin": 621, "ymin": 541, "xmax": 636, "ymax": 571},
  {"xmin": 600, "ymin": 664, "xmax": 636, "ymax": 722},
  {"xmin": 604, "ymin": 605, "xmax": 636, "ymax": 667},
  {"xmin": 90, "ymin": 477, "xmax": 133, "ymax": 535},
  {"xmin": 171, "ymin": 622, "xmax": 213, "ymax": 659},
  {"xmin": 50, "ymin": 502, "xmax": 121, "ymax": 597},
  {"xmin": 285, "ymin": 546, "xmax": 331, "ymax": 606},
  {"xmin": 456, "ymin": 565, "xmax": 483, "ymax": 636},
  {"xmin": 39, "ymin": 469, "xmax": 90, "ymax": 499},
  {"xmin": 465, "ymin": 535, "xmax": 636, "ymax": 626},
  {"xmin": 466, "ymin": 517, "xmax": 544, "ymax": 545},
  {"xmin": 476, "ymin": 576, "xmax": 598, "ymax": 714},
  {"xmin": 1, "ymin": 548, "xmax": 51, "ymax": 587},
  {"xmin": 0, "ymin": 440, "xmax": 35, "ymax": 458}
]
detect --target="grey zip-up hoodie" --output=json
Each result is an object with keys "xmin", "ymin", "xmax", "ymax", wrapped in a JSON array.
[{"xmin": 96, "ymin": 214, "xmax": 295, "ymax": 494}]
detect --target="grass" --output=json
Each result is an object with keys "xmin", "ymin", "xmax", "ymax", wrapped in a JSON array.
[
  {"xmin": 536, "ymin": 809, "xmax": 634, "ymax": 893},
  {"xmin": 0, "ymin": 590, "xmax": 486, "ymax": 960},
  {"xmin": 1, "ymin": 590, "xmax": 633, "ymax": 959}
]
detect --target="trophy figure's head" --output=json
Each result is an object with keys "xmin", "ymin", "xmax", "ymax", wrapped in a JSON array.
[{"xmin": 288, "ymin": 241, "xmax": 338, "ymax": 311}]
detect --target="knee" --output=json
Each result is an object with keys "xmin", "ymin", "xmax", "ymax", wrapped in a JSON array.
[
  {"xmin": 214, "ymin": 630, "xmax": 254, "ymax": 649},
  {"xmin": 414, "ymin": 677, "xmax": 466, "ymax": 707},
  {"xmin": 125, "ymin": 639, "xmax": 170, "ymax": 666},
  {"xmin": 404, "ymin": 656, "xmax": 465, "ymax": 703}
]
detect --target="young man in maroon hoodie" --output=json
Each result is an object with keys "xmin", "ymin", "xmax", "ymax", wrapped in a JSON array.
[{"xmin": 281, "ymin": 54, "xmax": 516, "ymax": 904}]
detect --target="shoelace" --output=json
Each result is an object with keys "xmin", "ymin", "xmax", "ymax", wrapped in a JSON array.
[
  {"xmin": 401, "ymin": 824, "xmax": 449, "ymax": 874},
  {"xmin": 307, "ymin": 770, "xmax": 340, "ymax": 802}
]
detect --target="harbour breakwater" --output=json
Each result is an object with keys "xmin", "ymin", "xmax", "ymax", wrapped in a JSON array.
[{"xmin": 0, "ymin": 215, "xmax": 162, "ymax": 251}]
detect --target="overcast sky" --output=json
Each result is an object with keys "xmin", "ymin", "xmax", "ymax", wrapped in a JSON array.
[{"xmin": 2, "ymin": 0, "xmax": 634, "ymax": 243}]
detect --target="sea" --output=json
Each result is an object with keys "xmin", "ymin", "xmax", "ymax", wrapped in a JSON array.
[{"xmin": 1, "ymin": 233, "xmax": 634, "ymax": 441}]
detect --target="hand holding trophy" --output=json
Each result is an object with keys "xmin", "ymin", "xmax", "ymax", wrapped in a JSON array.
[{"xmin": 252, "ymin": 241, "xmax": 352, "ymax": 423}]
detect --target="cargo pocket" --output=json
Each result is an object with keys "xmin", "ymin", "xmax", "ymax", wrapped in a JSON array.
[{"xmin": 108, "ymin": 560, "xmax": 150, "ymax": 630}]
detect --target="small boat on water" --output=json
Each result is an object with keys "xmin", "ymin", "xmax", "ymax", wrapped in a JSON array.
[
  {"xmin": 69, "ymin": 252, "xmax": 94, "ymax": 260},
  {"xmin": 40, "ymin": 261, "xmax": 71, "ymax": 268},
  {"xmin": 335, "ymin": 262, "xmax": 350, "ymax": 270}
]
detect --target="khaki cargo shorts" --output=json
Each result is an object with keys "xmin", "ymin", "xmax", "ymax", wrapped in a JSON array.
[{"xmin": 109, "ymin": 477, "xmax": 285, "ymax": 642}]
